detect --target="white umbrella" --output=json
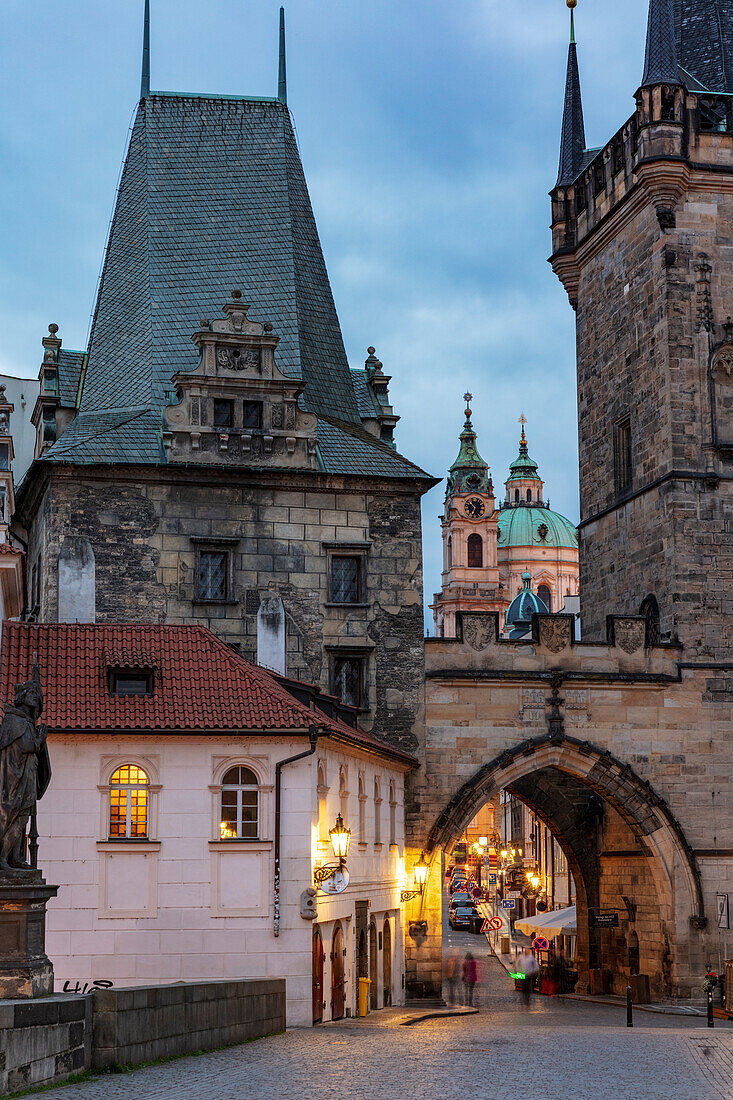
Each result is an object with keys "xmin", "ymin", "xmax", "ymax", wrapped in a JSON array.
[{"xmin": 514, "ymin": 904, "xmax": 577, "ymax": 940}]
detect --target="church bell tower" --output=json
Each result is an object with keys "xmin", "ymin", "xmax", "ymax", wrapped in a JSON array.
[
  {"xmin": 431, "ymin": 395, "xmax": 503, "ymax": 637},
  {"xmin": 550, "ymin": 0, "xmax": 733, "ymax": 660}
]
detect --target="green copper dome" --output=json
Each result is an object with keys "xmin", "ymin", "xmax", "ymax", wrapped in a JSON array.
[
  {"xmin": 498, "ymin": 505, "xmax": 578, "ymax": 549},
  {"xmin": 446, "ymin": 394, "xmax": 491, "ymax": 497},
  {"xmin": 506, "ymin": 423, "xmax": 540, "ymax": 482},
  {"xmin": 505, "ymin": 571, "xmax": 549, "ymax": 626}
]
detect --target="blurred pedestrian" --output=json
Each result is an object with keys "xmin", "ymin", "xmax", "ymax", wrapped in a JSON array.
[
  {"xmin": 443, "ymin": 948, "xmax": 459, "ymax": 1005},
  {"xmin": 462, "ymin": 951, "xmax": 478, "ymax": 1006},
  {"xmin": 515, "ymin": 947, "xmax": 538, "ymax": 1006}
]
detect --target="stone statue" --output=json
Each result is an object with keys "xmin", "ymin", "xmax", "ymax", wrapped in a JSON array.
[{"xmin": 0, "ymin": 657, "xmax": 51, "ymax": 873}]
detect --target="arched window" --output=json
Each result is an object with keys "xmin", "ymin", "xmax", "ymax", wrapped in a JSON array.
[
  {"xmin": 514, "ymin": 489, "xmax": 520, "ymax": 502},
  {"xmin": 467, "ymin": 533, "xmax": 483, "ymax": 568},
  {"xmin": 639, "ymin": 595, "xmax": 660, "ymax": 645},
  {"xmin": 526, "ymin": 489, "xmax": 532, "ymax": 502},
  {"xmin": 374, "ymin": 778, "xmax": 382, "ymax": 844},
  {"xmin": 109, "ymin": 764, "xmax": 149, "ymax": 839},
  {"xmin": 446, "ymin": 536, "xmax": 452, "ymax": 570},
  {"xmin": 537, "ymin": 584, "xmax": 552, "ymax": 611},
  {"xmin": 317, "ymin": 761, "xmax": 328, "ymax": 842},
  {"xmin": 358, "ymin": 773, "xmax": 366, "ymax": 842},
  {"xmin": 389, "ymin": 781, "xmax": 397, "ymax": 846},
  {"xmin": 220, "ymin": 765, "xmax": 259, "ymax": 839}
]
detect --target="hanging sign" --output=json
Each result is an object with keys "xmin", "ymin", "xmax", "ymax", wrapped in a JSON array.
[
  {"xmin": 590, "ymin": 910, "xmax": 619, "ymax": 928},
  {"xmin": 716, "ymin": 893, "xmax": 730, "ymax": 930},
  {"xmin": 315, "ymin": 866, "xmax": 350, "ymax": 894},
  {"xmin": 532, "ymin": 936, "xmax": 549, "ymax": 952}
]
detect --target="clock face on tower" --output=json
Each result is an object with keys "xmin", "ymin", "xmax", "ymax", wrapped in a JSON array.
[{"xmin": 464, "ymin": 497, "xmax": 485, "ymax": 519}]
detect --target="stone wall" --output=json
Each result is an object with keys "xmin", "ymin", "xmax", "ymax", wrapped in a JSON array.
[
  {"xmin": 0, "ymin": 979, "xmax": 284, "ymax": 1095},
  {"xmin": 20, "ymin": 466, "xmax": 426, "ymax": 749},
  {"xmin": 91, "ymin": 978, "xmax": 285, "ymax": 1070},
  {"xmin": 405, "ymin": 613, "xmax": 733, "ymax": 1000},
  {"xmin": 0, "ymin": 993, "xmax": 91, "ymax": 1095}
]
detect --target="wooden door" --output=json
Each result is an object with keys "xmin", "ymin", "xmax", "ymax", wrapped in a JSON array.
[
  {"xmin": 369, "ymin": 920, "xmax": 378, "ymax": 1010},
  {"xmin": 382, "ymin": 917, "xmax": 392, "ymax": 1007},
  {"xmin": 312, "ymin": 928, "xmax": 324, "ymax": 1024},
  {"xmin": 331, "ymin": 924, "xmax": 345, "ymax": 1020}
]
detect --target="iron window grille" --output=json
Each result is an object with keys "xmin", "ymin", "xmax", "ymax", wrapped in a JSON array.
[{"xmin": 219, "ymin": 765, "xmax": 259, "ymax": 839}]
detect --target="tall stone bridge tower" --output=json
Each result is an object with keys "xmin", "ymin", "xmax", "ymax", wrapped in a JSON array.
[{"xmin": 405, "ymin": 0, "xmax": 733, "ymax": 1004}]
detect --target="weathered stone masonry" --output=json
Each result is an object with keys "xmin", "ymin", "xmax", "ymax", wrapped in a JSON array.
[{"xmin": 18, "ymin": 465, "xmax": 426, "ymax": 750}]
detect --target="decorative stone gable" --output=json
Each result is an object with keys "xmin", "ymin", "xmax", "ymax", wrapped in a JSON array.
[{"xmin": 163, "ymin": 292, "xmax": 318, "ymax": 468}]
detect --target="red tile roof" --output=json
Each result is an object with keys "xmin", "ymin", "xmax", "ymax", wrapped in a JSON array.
[
  {"xmin": 0, "ymin": 622, "xmax": 415, "ymax": 765},
  {"xmin": 0, "ymin": 543, "xmax": 22, "ymax": 556}
]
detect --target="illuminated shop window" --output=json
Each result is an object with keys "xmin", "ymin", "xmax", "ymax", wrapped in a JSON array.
[{"xmin": 109, "ymin": 764, "xmax": 149, "ymax": 838}]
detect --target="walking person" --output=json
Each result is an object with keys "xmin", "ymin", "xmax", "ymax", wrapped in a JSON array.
[
  {"xmin": 443, "ymin": 948, "xmax": 460, "ymax": 1005},
  {"xmin": 462, "ymin": 951, "xmax": 478, "ymax": 1006},
  {"xmin": 515, "ymin": 947, "xmax": 539, "ymax": 1007}
]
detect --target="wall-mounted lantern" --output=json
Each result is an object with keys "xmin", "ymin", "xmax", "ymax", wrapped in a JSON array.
[
  {"xmin": 313, "ymin": 813, "xmax": 352, "ymax": 892},
  {"xmin": 401, "ymin": 851, "xmax": 428, "ymax": 903}
]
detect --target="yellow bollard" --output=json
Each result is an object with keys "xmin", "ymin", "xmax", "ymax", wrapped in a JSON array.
[{"xmin": 358, "ymin": 977, "xmax": 371, "ymax": 1017}]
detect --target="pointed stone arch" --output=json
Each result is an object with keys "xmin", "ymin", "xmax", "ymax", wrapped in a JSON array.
[{"xmin": 426, "ymin": 731, "xmax": 704, "ymax": 926}]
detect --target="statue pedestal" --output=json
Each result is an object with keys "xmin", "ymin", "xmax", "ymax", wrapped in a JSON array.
[{"xmin": 0, "ymin": 871, "xmax": 59, "ymax": 998}]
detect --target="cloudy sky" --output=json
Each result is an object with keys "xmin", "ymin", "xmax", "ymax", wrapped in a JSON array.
[{"xmin": 1, "ymin": 0, "xmax": 649, "ymax": 623}]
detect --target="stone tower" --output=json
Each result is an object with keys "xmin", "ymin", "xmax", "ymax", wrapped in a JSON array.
[
  {"xmin": 550, "ymin": 0, "xmax": 733, "ymax": 659},
  {"xmin": 430, "ymin": 395, "xmax": 502, "ymax": 637}
]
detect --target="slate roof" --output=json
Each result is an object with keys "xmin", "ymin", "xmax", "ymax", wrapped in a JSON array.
[
  {"xmin": 350, "ymin": 369, "xmax": 382, "ymax": 420},
  {"xmin": 557, "ymin": 40, "xmax": 586, "ymax": 187},
  {"xmin": 315, "ymin": 417, "xmax": 434, "ymax": 481},
  {"xmin": 0, "ymin": 621, "xmax": 415, "ymax": 763},
  {"xmin": 36, "ymin": 92, "xmax": 431, "ymax": 484},
  {"xmin": 56, "ymin": 349, "xmax": 85, "ymax": 408},
  {"xmin": 672, "ymin": 0, "xmax": 733, "ymax": 92},
  {"xmin": 642, "ymin": 0, "xmax": 680, "ymax": 86}
]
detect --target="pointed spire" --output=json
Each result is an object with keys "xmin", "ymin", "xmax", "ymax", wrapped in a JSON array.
[
  {"xmin": 641, "ymin": 0, "xmax": 679, "ymax": 87},
  {"xmin": 556, "ymin": 1, "xmax": 586, "ymax": 188},
  {"xmin": 278, "ymin": 7, "xmax": 287, "ymax": 105},
  {"xmin": 140, "ymin": 0, "xmax": 151, "ymax": 100}
]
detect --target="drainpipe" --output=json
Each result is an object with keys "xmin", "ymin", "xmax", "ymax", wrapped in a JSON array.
[{"xmin": 274, "ymin": 725, "xmax": 319, "ymax": 937}]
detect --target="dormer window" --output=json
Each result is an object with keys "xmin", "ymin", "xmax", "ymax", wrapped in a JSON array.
[
  {"xmin": 242, "ymin": 401, "xmax": 263, "ymax": 429},
  {"xmin": 109, "ymin": 670, "xmax": 154, "ymax": 696},
  {"xmin": 213, "ymin": 398, "xmax": 234, "ymax": 428}
]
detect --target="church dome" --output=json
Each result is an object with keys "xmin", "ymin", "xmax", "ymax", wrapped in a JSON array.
[
  {"xmin": 498, "ymin": 505, "xmax": 578, "ymax": 550},
  {"xmin": 505, "ymin": 572, "xmax": 549, "ymax": 625}
]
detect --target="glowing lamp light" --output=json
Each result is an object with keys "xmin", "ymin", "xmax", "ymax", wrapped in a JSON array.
[
  {"xmin": 529, "ymin": 874, "xmax": 541, "ymax": 889},
  {"xmin": 329, "ymin": 813, "xmax": 351, "ymax": 864},
  {"xmin": 500, "ymin": 849, "xmax": 508, "ymax": 859},
  {"xmin": 220, "ymin": 821, "xmax": 237, "ymax": 839},
  {"xmin": 475, "ymin": 845, "xmax": 484, "ymax": 857},
  {"xmin": 414, "ymin": 852, "xmax": 429, "ymax": 891},
  {"xmin": 479, "ymin": 836, "xmax": 488, "ymax": 847}
]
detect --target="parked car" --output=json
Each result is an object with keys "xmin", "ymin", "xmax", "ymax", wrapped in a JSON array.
[
  {"xmin": 448, "ymin": 892, "xmax": 473, "ymax": 917},
  {"xmin": 449, "ymin": 905, "xmax": 483, "ymax": 933}
]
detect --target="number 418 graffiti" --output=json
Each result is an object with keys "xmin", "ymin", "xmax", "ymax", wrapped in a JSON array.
[{"xmin": 62, "ymin": 979, "xmax": 114, "ymax": 994}]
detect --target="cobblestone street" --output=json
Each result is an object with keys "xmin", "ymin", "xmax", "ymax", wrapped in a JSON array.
[{"xmin": 38, "ymin": 941, "xmax": 733, "ymax": 1100}]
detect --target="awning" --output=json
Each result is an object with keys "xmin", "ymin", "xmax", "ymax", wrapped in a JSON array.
[{"xmin": 514, "ymin": 904, "xmax": 577, "ymax": 940}]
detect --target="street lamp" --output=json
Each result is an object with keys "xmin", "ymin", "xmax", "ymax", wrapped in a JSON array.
[
  {"xmin": 478, "ymin": 835, "xmax": 488, "ymax": 847},
  {"xmin": 329, "ymin": 813, "xmax": 351, "ymax": 866},
  {"xmin": 401, "ymin": 851, "xmax": 428, "ymax": 903}
]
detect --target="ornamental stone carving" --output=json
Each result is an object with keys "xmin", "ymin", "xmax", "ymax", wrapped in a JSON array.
[
  {"xmin": 538, "ymin": 616, "xmax": 571, "ymax": 653},
  {"xmin": 461, "ymin": 614, "xmax": 497, "ymax": 651},
  {"xmin": 613, "ymin": 618, "xmax": 646, "ymax": 655}
]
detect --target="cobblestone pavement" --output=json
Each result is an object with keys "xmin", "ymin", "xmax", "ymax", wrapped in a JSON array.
[{"xmin": 39, "ymin": 942, "xmax": 733, "ymax": 1100}]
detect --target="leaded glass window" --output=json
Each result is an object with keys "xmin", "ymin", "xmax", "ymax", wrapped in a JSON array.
[
  {"xmin": 213, "ymin": 398, "xmax": 234, "ymax": 428},
  {"xmin": 109, "ymin": 764, "xmax": 149, "ymax": 838},
  {"xmin": 333, "ymin": 656, "xmax": 362, "ymax": 708},
  {"xmin": 197, "ymin": 550, "xmax": 228, "ymax": 601},
  {"xmin": 331, "ymin": 556, "xmax": 360, "ymax": 603},
  {"xmin": 220, "ymin": 766, "xmax": 259, "ymax": 839},
  {"xmin": 242, "ymin": 401, "xmax": 263, "ymax": 429}
]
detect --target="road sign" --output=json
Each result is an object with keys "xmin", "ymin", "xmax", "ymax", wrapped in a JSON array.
[
  {"xmin": 533, "ymin": 936, "xmax": 549, "ymax": 952},
  {"xmin": 506, "ymin": 890, "xmax": 520, "ymax": 900},
  {"xmin": 501, "ymin": 899, "xmax": 516, "ymax": 910},
  {"xmin": 488, "ymin": 916, "xmax": 503, "ymax": 931},
  {"xmin": 481, "ymin": 919, "xmax": 491, "ymax": 933},
  {"xmin": 717, "ymin": 892, "xmax": 730, "ymax": 930},
  {"xmin": 488, "ymin": 874, "xmax": 497, "ymax": 886}
]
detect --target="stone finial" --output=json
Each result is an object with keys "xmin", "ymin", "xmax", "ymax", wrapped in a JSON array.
[
  {"xmin": 48, "ymin": 324, "xmax": 59, "ymax": 335},
  {"xmin": 231, "ymin": 289, "xmax": 242, "ymax": 299},
  {"xmin": 264, "ymin": 322, "xmax": 273, "ymax": 333}
]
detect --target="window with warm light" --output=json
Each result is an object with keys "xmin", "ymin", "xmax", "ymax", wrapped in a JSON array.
[
  {"xmin": 219, "ymin": 766, "xmax": 259, "ymax": 839},
  {"xmin": 109, "ymin": 764, "xmax": 149, "ymax": 838}
]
